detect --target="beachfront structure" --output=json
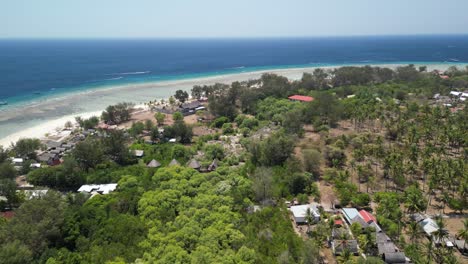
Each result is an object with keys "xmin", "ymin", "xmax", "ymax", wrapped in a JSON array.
[
  {"xmin": 78, "ymin": 184, "xmax": 118, "ymax": 195},
  {"xmin": 288, "ymin": 95, "xmax": 314, "ymax": 102},
  {"xmin": 289, "ymin": 204, "xmax": 320, "ymax": 224}
]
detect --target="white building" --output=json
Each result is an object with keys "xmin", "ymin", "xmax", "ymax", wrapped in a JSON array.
[
  {"xmin": 78, "ymin": 184, "xmax": 118, "ymax": 195},
  {"xmin": 289, "ymin": 204, "xmax": 320, "ymax": 224}
]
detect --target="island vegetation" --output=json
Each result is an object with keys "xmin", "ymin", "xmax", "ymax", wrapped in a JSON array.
[{"xmin": 0, "ymin": 64, "xmax": 467, "ymax": 263}]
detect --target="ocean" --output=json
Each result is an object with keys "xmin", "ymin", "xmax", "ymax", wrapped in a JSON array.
[
  {"xmin": 0, "ymin": 35, "xmax": 468, "ymax": 143},
  {"xmin": 1, "ymin": 35, "xmax": 468, "ymax": 104}
]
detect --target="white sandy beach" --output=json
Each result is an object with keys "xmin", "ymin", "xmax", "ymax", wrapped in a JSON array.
[{"xmin": 0, "ymin": 63, "xmax": 465, "ymax": 147}]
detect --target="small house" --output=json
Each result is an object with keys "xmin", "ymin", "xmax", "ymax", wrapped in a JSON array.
[
  {"xmin": 289, "ymin": 204, "xmax": 320, "ymax": 224},
  {"xmin": 419, "ymin": 218, "xmax": 438, "ymax": 236},
  {"xmin": 332, "ymin": 240, "xmax": 359, "ymax": 256},
  {"xmin": 37, "ymin": 153, "xmax": 61, "ymax": 166},
  {"xmin": 23, "ymin": 189, "xmax": 49, "ymax": 200},
  {"xmin": 180, "ymin": 101, "xmax": 202, "ymax": 115},
  {"xmin": 134, "ymin": 150, "xmax": 144, "ymax": 157},
  {"xmin": 187, "ymin": 159, "xmax": 201, "ymax": 171}
]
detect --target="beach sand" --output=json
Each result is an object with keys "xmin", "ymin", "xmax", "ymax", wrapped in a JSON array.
[{"xmin": 0, "ymin": 63, "xmax": 465, "ymax": 147}]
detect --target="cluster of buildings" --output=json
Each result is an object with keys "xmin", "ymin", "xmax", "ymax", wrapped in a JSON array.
[
  {"xmin": 335, "ymin": 208, "xmax": 410, "ymax": 264},
  {"xmin": 411, "ymin": 213, "xmax": 467, "ymax": 254},
  {"xmin": 433, "ymin": 90, "xmax": 468, "ymax": 108}
]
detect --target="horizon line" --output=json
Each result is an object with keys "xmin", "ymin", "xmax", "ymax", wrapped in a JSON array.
[{"xmin": 1, "ymin": 33, "xmax": 468, "ymax": 40}]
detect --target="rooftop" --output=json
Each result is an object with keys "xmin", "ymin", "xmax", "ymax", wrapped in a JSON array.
[
  {"xmin": 78, "ymin": 184, "xmax": 118, "ymax": 194},
  {"xmin": 288, "ymin": 95, "xmax": 314, "ymax": 102}
]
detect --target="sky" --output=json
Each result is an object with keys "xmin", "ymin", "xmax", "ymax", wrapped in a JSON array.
[{"xmin": 1, "ymin": 0, "xmax": 468, "ymax": 38}]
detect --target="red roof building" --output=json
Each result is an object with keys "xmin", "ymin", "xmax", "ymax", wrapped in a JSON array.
[
  {"xmin": 334, "ymin": 219, "xmax": 343, "ymax": 227},
  {"xmin": 288, "ymin": 95, "xmax": 314, "ymax": 102},
  {"xmin": 359, "ymin": 210, "xmax": 377, "ymax": 224}
]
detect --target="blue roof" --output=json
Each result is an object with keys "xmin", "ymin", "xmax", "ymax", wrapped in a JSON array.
[{"xmin": 342, "ymin": 208, "xmax": 359, "ymax": 223}]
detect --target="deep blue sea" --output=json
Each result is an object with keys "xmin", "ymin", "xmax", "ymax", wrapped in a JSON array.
[{"xmin": 1, "ymin": 35, "xmax": 468, "ymax": 105}]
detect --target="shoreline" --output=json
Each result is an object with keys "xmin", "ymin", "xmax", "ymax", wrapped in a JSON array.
[{"xmin": 0, "ymin": 62, "xmax": 466, "ymax": 147}]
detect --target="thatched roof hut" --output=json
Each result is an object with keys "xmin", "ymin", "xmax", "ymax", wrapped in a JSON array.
[
  {"xmin": 147, "ymin": 159, "xmax": 161, "ymax": 168},
  {"xmin": 168, "ymin": 159, "xmax": 181, "ymax": 166},
  {"xmin": 187, "ymin": 159, "xmax": 201, "ymax": 170}
]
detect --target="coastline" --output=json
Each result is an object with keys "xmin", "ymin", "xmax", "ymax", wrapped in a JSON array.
[{"xmin": 0, "ymin": 62, "xmax": 466, "ymax": 147}]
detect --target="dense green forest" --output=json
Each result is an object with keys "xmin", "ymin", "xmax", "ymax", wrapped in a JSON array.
[{"xmin": 0, "ymin": 65, "xmax": 467, "ymax": 263}]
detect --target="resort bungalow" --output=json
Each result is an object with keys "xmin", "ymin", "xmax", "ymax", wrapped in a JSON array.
[
  {"xmin": 146, "ymin": 159, "xmax": 161, "ymax": 168},
  {"xmin": 78, "ymin": 183, "xmax": 118, "ymax": 195},
  {"xmin": 288, "ymin": 95, "xmax": 314, "ymax": 102},
  {"xmin": 332, "ymin": 240, "xmax": 359, "ymax": 256},
  {"xmin": 168, "ymin": 159, "xmax": 181, "ymax": 166},
  {"xmin": 187, "ymin": 159, "xmax": 201, "ymax": 171},
  {"xmin": 289, "ymin": 204, "xmax": 320, "ymax": 224}
]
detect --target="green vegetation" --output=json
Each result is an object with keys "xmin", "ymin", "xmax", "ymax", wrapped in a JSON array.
[{"xmin": 0, "ymin": 64, "xmax": 467, "ymax": 263}]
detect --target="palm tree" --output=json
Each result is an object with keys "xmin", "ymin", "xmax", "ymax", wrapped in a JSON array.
[
  {"xmin": 433, "ymin": 215, "xmax": 448, "ymax": 246},
  {"xmin": 457, "ymin": 219, "xmax": 468, "ymax": 252},
  {"xmin": 407, "ymin": 221, "xmax": 424, "ymax": 243},
  {"xmin": 305, "ymin": 208, "xmax": 314, "ymax": 234}
]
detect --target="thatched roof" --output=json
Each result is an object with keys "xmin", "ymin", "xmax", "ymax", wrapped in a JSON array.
[
  {"xmin": 147, "ymin": 159, "xmax": 161, "ymax": 168},
  {"xmin": 378, "ymin": 242, "xmax": 397, "ymax": 255},
  {"xmin": 383, "ymin": 252, "xmax": 406, "ymax": 264},
  {"xmin": 187, "ymin": 159, "xmax": 201, "ymax": 169},
  {"xmin": 168, "ymin": 159, "xmax": 180, "ymax": 166}
]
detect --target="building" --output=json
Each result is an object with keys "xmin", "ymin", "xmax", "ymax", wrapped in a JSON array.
[
  {"xmin": 168, "ymin": 159, "xmax": 181, "ymax": 166},
  {"xmin": 37, "ymin": 153, "xmax": 61, "ymax": 166},
  {"xmin": 180, "ymin": 101, "xmax": 203, "ymax": 115},
  {"xmin": 419, "ymin": 218, "xmax": 439, "ymax": 236},
  {"xmin": 342, "ymin": 208, "xmax": 360, "ymax": 224},
  {"xmin": 382, "ymin": 252, "xmax": 407, "ymax": 264},
  {"xmin": 359, "ymin": 210, "xmax": 377, "ymax": 224},
  {"xmin": 289, "ymin": 204, "xmax": 320, "ymax": 224},
  {"xmin": 147, "ymin": 159, "xmax": 161, "ymax": 168},
  {"xmin": 134, "ymin": 150, "xmax": 144, "ymax": 157},
  {"xmin": 23, "ymin": 189, "xmax": 49, "ymax": 200},
  {"xmin": 187, "ymin": 159, "xmax": 201, "ymax": 170},
  {"xmin": 332, "ymin": 240, "xmax": 359, "ymax": 256},
  {"xmin": 78, "ymin": 184, "xmax": 118, "ymax": 195},
  {"xmin": 288, "ymin": 95, "xmax": 314, "ymax": 102}
]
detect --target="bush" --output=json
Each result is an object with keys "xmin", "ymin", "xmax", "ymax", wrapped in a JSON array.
[
  {"xmin": 222, "ymin": 123, "xmax": 234, "ymax": 135},
  {"xmin": 212, "ymin": 117, "xmax": 229, "ymax": 128},
  {"xmin": 297, "ymin": 193, "xmax": 309, "ymax": 204}
]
